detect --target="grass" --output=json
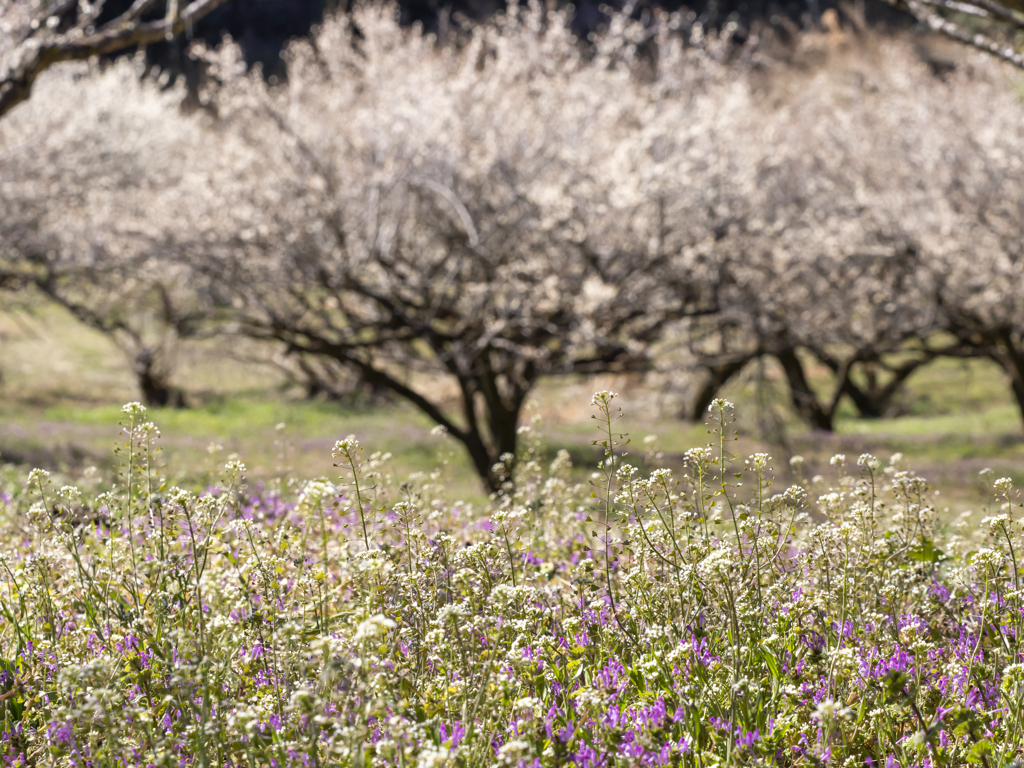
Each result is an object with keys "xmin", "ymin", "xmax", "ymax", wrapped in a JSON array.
[{"xmin": 2, "ymin": 300, "xmax": 1024, "ymax": 513}]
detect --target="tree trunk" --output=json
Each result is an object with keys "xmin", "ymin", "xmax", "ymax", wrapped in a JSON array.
[
  {"xmin": 775, "ymin": 348, "xmax": 834, "ymax": 431},
  {"xmin": 815, "ymin": 351, "xmax": 933, "ymax": 420},
  {"xmin": 838, "ymin": 368, "xmax": 884, "ymax": 418},
  {"xmin": 993, "ymin": 329, "xmax": 1024, "ymax": 427},
  {"xmin": 685, "ymin": 358, "xmax": 751, "ymax": 422},
  {"xmin": 134, "ymin": 350, "xmax": 183, "ymax": 408},
  {"xmin": 447, "ymin": 388, "xmax": 525, "ymax": 494},
  {"xmin": 465, "ymin": 358, "xmax": 533, "ymax": 493}
]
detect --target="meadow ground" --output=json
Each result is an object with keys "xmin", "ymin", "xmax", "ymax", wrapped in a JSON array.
[{"xmin": 2, "ymin": 300, "xmax": 1022, "ymax": 512}]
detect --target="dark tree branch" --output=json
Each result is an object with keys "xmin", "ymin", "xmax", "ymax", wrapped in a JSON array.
[
  {"xmin": 0, "ymin": 0, "xmax": 230, "ymax": 119},
  {"xmin": 880, "ymin": 0, "xmax": 1024, "ymax": 70}
]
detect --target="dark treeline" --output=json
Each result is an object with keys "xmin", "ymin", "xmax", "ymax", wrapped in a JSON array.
[{"xmin": 111, "ymin": 0, "xmax": 914, "ymax": 83}]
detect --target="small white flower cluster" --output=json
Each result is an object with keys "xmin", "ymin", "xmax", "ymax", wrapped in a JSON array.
[
  {"xmin": 333, "ymin": 435, "xmax": 361, "ymax": 459},
  {"xmin": 857, "ymin": 454, "xmax": 882, "ymax": 472},
  {"xmin": 354, "ymin": 614, "xmax": 398, "ymax": 643}
]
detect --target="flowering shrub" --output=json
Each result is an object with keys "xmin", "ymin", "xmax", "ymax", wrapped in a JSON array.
[{"xmin": 0, "ymin": 394, "xmax": 1022, "ymax": 767}]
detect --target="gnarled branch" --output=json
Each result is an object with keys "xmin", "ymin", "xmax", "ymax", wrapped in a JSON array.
[{"xmin": 0, "ymin": 0, "xmax": 229, "ymax": 119}]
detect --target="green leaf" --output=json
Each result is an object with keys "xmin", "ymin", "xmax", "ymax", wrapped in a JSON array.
[
  {"xmin": 628, "ymin": 667, "xmax": 646, "ymax": 692},
  {"xmin": 947, "ymin": 707, "xmax": 978, "ymax": 738},
  {"xmin": 883, "ymin": 670, "xmax": 908, "ymax": 699},
  {"xmin": 760, "ymin": 647, "xmax": 781, "ymax": 681},
  {"xmin": 908, "ymin": 538, "xmax": 945, "ymax": 563},
  {"xmin": 966, "ymin": 739, "xmax": 993, "ymax": 764}
]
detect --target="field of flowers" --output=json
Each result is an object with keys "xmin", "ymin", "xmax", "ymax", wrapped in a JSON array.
[{"xmin": 0, "ymin": 393, "xmax": 1021, "ymax": 767}]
